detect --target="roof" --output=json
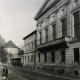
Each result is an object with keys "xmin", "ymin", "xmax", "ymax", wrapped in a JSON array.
[
  {"xmin": 4, "ymin": 40, "xmax": 18, "ymax": 48},
  {"xmin": 34, "ymin": 0, "xmax": 61, "ymax": 20},
  {"xmin": 23, "ymin": 30, "xmax": 37, "ymax": 40}
]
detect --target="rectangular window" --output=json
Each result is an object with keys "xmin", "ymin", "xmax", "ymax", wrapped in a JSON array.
[
  {"xmin": 34, "ymin": 55, "xmax": 36, "ymax": 62},
  {"xmin": 51, "ymin": 51, "xmax": 55, "ymax": 62},
  {"xmin": 44, "ymin": 53, "xmax": 47, "ymax": 62},
  {"xmin": 38, "ymin": 54, "xmax": 40, "ymax": 62},
  {"xmin": 31, "ymin": 55, "xmax": 33, "ymax": 62},
  {"xmin": 52, "ymin": 24, "xmax": 56, "ymax": 40},
  {"xmin": 61, "ymin": 18, "xmax": 67, "ymax": 37},
  {"xmin": 28, "ymin": 43, "xmax": 30, "ymax": 50},
  {"xmin": 74, "ymin": 48, "xmax": 79, "ymax": 62},
  {"xmin": 31, "ymin": 41, "xmax": 33, "ymax": 50},
  {"xmin": 61, "ymin": 50, "xmax": 65, "ymax": 62},
  {"xmin": 73, "ymin": 11, "xmax": 80, "ymax": 39},
  {"xmin": 28, "ymin": 56, "xmax": 29, "ymax": 62},
  {"xmin": 45, "ymin": 28, "xmax": 48, "ymax": 42},
  {"xmin": 25, "ymin": 56, "xmax": 26, "ymax": 62},
  {"xmin": 39, "ymin": 32, "xmax": 42, "ymax": 44}
]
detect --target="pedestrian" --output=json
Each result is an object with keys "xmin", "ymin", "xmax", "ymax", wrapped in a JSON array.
[{"xmin": 2, "ymin": 66, "xmax": 8, "ymax": 80}]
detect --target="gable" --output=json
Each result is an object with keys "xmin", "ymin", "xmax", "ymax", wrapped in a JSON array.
[
  {"xmin": 4, "ymin": 40, "xmax": 18, "ymax": 48},
  {"xmin": 42, "ymin": 0, "xmax": 55, "ymax": 13},
  {"xmin": 34, "ymin": 0, "xmax": 61, "ymax": 20}
]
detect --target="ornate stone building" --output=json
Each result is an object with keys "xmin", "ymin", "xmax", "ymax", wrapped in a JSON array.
[
  {"xmin": 23, "ymin": 0, "xmax": 80, "ymax": 77},
  {"xmin": 34, "ymin": 0, "xmax": 80, "ymax": 77}
]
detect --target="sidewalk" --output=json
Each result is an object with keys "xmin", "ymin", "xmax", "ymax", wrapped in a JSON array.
[{"xmin": 8, "ymin": 66, "xmax": 80, "ymax": 80}]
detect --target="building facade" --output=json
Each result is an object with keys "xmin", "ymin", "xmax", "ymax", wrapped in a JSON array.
[
  {"xmin": 34, "ymin": 0, "xmax": 80, "ymax": 77},
  {"xmin": 23, "ymin": 30, "xmax": 37, "ymax": 68},
  {"xmin": 4, "ymin": 40, "xmax": 21, "ymax": 65}
]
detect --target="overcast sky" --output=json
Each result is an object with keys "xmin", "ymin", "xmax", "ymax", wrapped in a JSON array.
[{"xmin": 0, "ymin": 0, "xmax": 45, "ymax": 47}]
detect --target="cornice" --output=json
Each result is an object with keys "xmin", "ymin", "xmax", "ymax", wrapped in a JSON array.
[
  {"xmin": 34, "ymin": 0, "xmax": 61, "ymax": 20},
  {"xmin": 36, "ymin": 0, "xmax": 70, "ymax": 24}
]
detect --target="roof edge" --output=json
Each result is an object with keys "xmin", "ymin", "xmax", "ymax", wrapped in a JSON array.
[{"xmin": 23, "ymin": 30, "xmax": 37, "ymax": 40}]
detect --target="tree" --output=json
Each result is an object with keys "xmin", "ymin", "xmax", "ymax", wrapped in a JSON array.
[
  {"xmin": 0, "ymin": 35, "xmax": 5, "ymax": 47},
  {"xmin": 0, "ymin": 35, "xmax": 7, "ymax": 64},
  {"xmin": 0, "ymin": 46, "xmax": 8, "ymax": 64}
]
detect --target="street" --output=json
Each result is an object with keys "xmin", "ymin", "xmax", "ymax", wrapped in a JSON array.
[{"xmin": 0, "ymin": 65, "xmax": 80, "ymax": 80}]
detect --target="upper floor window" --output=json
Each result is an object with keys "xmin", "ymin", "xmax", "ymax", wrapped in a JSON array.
[
  {"xmin": 39, "ymin": 31, "xmax": 42, "ymax": 44},
  {"xmin": 52, "ymin": 24, "xmax": 56, "ymax": 40},
  {"xmin": 74, "ymin": 48, "xmax": 79, "ymax": 62},
  {"xmin": 31, "ymin": 41, "xmax": 33, "ymax": 50},
  {"xmin": 28, "ymin": 56, "xmax": 29, "ymax": 62},
  {"xmin": 28, "ymin": 43, "xmax": 30, "ymax": 50},
  {"xmin": 73, "ymin": 0, "xmax": 78, "ymax": 7},
  {"xmin": 25, "ymin": 56, "xmax": 26, "ymax": 62},
  {"xmin": 61, "ymin": 18, "xmax": 67, "ymax": 37},
  {"xmin": 31, "ymin": 55, "xmax": 33, "ymax": 62},
  {"xmin": 45, "ymin": 28, "xmax": 48, "ymax": 42},
  {"xmin": 38, "ymin": 54, "xmax": 40, "ymax": 62},
  {"xmin": 34, "ymin": 55, "xmax": 36, "ymax": 62},
  {"xmin": 73, "ymin": 11, "xmax": 80, "ymax": 39}
]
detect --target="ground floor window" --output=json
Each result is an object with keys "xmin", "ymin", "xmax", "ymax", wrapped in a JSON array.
[
  {"xmin": 51, "ymin": 51, "xmax": 55, "ymax": 62},
  {"xmin": 74, "ymin": 71, "xmax": 79, "ymax": 75},
  {"xmin": 44, "ymin": 53, "xmax": 47, "ymax": 62},
  {"xmin": 74, "ymin": 48, "xmax": 79, "ymax": 62},
  {"xmin": 61, "ymin": 50, "xmax": 65, "ymax": 62}
]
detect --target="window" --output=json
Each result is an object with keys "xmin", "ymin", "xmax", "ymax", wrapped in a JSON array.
[
  {"xmin": 51, "ymin": 51, "xmax": 55, "ymax": 62},
  {"xmin": 38, "ymin": 54, "xmax": 40, "ymax": 62},
  {"xmin": 25, "ymin": 56, "xmax": 26, "ymax": 62},
  {"xmin": 74, "ymin": 48, "xmax": 79, "ymax": 62},
  {"xmin": 28, "ymin": 43, "xmax": 30, "ymax": 50},
  {"xmin": 73, "ymin": 11, "xmax": 80, "ymax": 39},
  {"xmin": 31, "ymin": 41, "xmax": 33, "ymax": 50},
  {"xmin": 31, "ymin": 55, "xmax": 33, "ymax": 62},
  {"xmin": 23, "ymin": 56, "xmax": 24, "ymax": 62},
  {"xmin": 61, "ymin": 18, "xmax": 67, "ymax": 37},
  {"xmin": 34, "ymin": 55, "xmax": 36, "ymax": 62},
  {"xmin": 74, "ymin": 71, "xmax": 78, "ymax": 75},
  {"xmin": 52, "ymin": 24, "xmax": 56, "ymax": 40},
  {"xmin": 61, "ymin": 50, "xmax": 65, "ymax": 62},
  {"xmin": 28, "ymin": 56, "xmax": 29, "ymax": 62},
  {"xmin": 45, "ymin": 28, "xmax": 48, "ymax": 42},
  {"xmin": 39, "ymin": 32, "xmax": 42, "ymax": 44},
  {"xmin": 44, "ymin": 53, "xmax": 47, "ymax": 62}
]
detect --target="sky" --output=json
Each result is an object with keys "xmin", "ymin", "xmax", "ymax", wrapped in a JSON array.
[{"xmin": 0, "ymin": 0, "xmax": 45, "ymax": 47}]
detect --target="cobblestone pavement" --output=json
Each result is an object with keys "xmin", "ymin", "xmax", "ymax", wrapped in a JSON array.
[
  {"xmin": 0, "ymin": 65, "xmax": 3, "ymax": 80},
  {"xmin": 0, "ymin": 65, "xmax": 80, "ymax": 80},
  {"xmin": 7, "ymin": 66, "xmax": 80, "ymax": 80}
]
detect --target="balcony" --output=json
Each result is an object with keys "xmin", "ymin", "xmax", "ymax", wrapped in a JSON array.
[{"xmin": 37, "ymin": 36, "xmax": 71, "ymax": 50}]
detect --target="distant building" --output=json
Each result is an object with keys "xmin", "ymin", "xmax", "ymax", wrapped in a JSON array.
[
  {"xmin": 4, "ymin": 40, "xmax": 21, "ymax": 66},
  {"xmin": 23, "ymin": 30, "xmax": 37, "ymax": 68}
]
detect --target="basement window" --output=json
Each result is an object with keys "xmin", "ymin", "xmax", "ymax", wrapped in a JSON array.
[{"xmin": 74, "ymin": 71, "xmax": 78, "ymax": 75}]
